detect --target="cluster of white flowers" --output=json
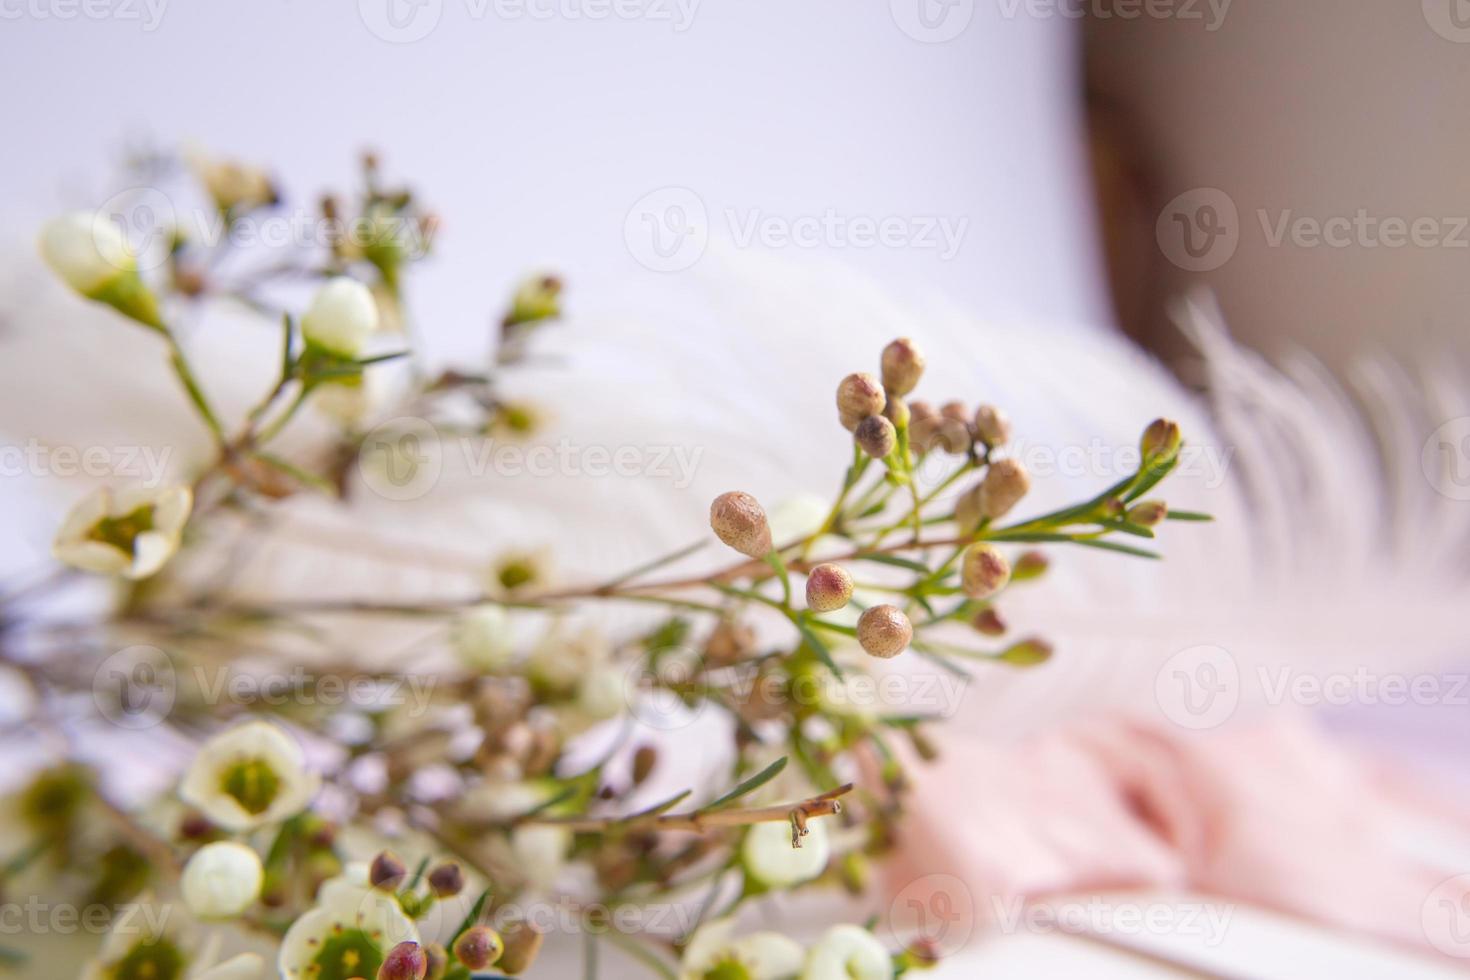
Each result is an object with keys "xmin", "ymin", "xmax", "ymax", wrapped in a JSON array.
[{"xmin": 679, "ymin": 918, "xmax": 893, "ymax": 980}]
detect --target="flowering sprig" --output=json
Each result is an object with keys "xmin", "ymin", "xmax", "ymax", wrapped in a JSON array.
[{"xmin": 3, "ymin": 148, "xmax": 1209, "ymax": 979}]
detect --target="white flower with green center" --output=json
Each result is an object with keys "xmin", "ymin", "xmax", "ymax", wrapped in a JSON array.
[
  {"xmin": 81, "ymin": 899, "xmax": 264, "ymax": 980},
  {"xmin": 741, "ymin": 817, "xmax": 830, "ymax": 889},
  {"xmin": 452, "ymin": 604, "xmax": 516, "ymax": 672},
  {"xmin": 277, "ymin": 877, "xmax": 419, "ymax": 980},
  {"xmin": 801, "ymin": 925, "xmax": 893, "ymax": 980},
  {"xmin": 39, "ymin": 211, "xmax": 164, "ymax": 330},
  {"xmin": 679, "ymin": 918, "xmax": 805, "ymax": 980},
  {"xmin": 179, "ymin": 721, "xmax": 319, "ymax": 832},
  {"xmin": 181, "ymin": 841, "xmax": 264, "ymax": 919},
  {"xmin": 53, "ymin": 485, "xmax": 192, "ymax": 579}
]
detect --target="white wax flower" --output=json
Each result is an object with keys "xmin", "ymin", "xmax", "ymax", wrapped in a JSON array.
[
  {"xmin": 40, "ymin": 211, "xmax": 135, "ymax": 294},
  {"xmin": 81, "ymin": 896, "xmax": 191, "ymax": 980},
  {"xmin": 195, "ymin": 954, "xmax": 264, "ymax": 980},
  {"xmin": 53, "ymin": 485, "xmax": 192, "ymax": 580},
  {"xmin": 576, "ymin": 663, "xmax": 627, "ymax": 721},
  {"xmin": 679, "ymin": 918, "xmax": 805, "ymax": 980},
  {"xmin": 741, "ymin": 816, "xmax": 830, "ymax": 888},
  {"xmin": 301, "ymin": 277, "xmax": 379, "ymax": 358},
  {"xmin": 452, "ymin": 604, "xmax": 515, "ymax": 672},
  {"xmin": 312, "ymin": 370, "xmax": 384, "ymax": 427},
  {"xmin": 186, "ymin": 147, "xmax": 276, "ymax": 214},
  {"xmin": 181, "ymin": 841, "xmax": 263, "ymax": 919},
  {"xmin": 802, "ymin": 925, "xmax": 893, "ymax": 980},
  {"xmin": 179, "ymin": 721, "xmax": 319, "ymax": 832},
  {"xmin": 510, "ymin": 823, "xmax": 572, "ymax": 892},
  {"xmin": 278, "ymin": 877, "xmax": 418, "ymax": 980}
]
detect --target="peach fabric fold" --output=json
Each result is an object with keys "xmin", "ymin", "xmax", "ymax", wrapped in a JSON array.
[{"xmin": 888, "ymin": 717, "xmax": 1470, "ymax": 964}]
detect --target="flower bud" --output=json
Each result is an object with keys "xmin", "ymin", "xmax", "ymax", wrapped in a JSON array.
[
  {"xmin": 960, "ymin": 544, "xmax": 1011, "ymax": 599},
  {"xmin": 1128, "ymin": 500, "xmax": 1168, "ymax": 527},
  {"xmin": 180, "ymin": 841, "xmax": 263, "ymax": 919},
  {"xmin": 882, "ymin": 396, "xmax": 911, "ymax": 429},
  {"xmin": 40, "ymin": 212, "xmax": 163, "ymax": 330},
  {"xmin": 972, "ymin": 404, "xmax": 1012, "ymax": 448},
  {"xmin": 836, "ymin": 373, "xmax": 886, "ymax": 431},
  {"xmin": 901, "ymin": 937, "xmax": 944, "ymax": 970},
  {"xmin": 704, "ymin": 619, "xmax": 756, "ymax": 666},
  {"xmin": 709, "ymin": 491, "xmax": 773, "ymax": 558},
  {"xmin": 496, "ymin": 923, "xmax": 546, "ymax": 975},
  {"xmin": 805, "ymin": 563, "xmax": 854, "ymax": 612},
  {"xmin": 972, "ymin": 608, "xmax": 1007, "ymax": 636},
  {"xmin": 953, "ymin": 484, "xmax": 983, "ymax": 535},
  {"xmin": 940, "ymin": 401, "xmax": 969, "ymax": 424},
  {"xmin": 854, "ymin": 414, "xmax": 897, "ymax": 460},
  {"xmin": 302, "ymin": 276, "xmax": 379, "ymax": 358},
  {"xmin": 453, "ymin": 925, "xmax": 505, "ymax": 970},
  {"xmin": 1014, "ymin": 550, "xmax": 1049, "ymax": 579},
  {"xmin": 857, "ymin": 605, "xmax": 912, "ymax": 659},
  {"xmin": 977, "ymin": 458, "xmax": 1030, "ymax": 519},
  {"xmin": 423, "ymin": 943, "xmax": 449, "ymax": 980},
  {"xmin": 1000, "ymin": 637, "xmax": 1053, "ymax": 666},
  {"xmin": 379, "ymin": 941, "xmax": 429, "ymax": 980},
  {"xmin": 427, "ymin": 862, "xmax": 464, "ymax": 898},
  {"xmin": 1140, "ymin": 418, "xmax": 1182, "ymax": 465},
  {"xmin": 370, "ymin": 850, "xmax": 408, "ymax": 890},
  {"xmin": 880, "ymin": 337, "xmax": 925, "ymax": 396}
]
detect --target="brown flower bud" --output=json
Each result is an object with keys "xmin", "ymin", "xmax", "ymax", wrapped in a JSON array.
[
  {"xmin": 854, "ymin": 414, "xmax": 897, "ymax": 459},
  {"xmin": 427, "ymin": 862, "xmax": 464, "ymax": 898},
  {"xmin": 857, "ymin": 604, "xmax": 913, "ymax": 659},
  {"xmin": 709, "ymin": 491, "xmax": 773, "ymax": 558},
  {"xmin": 705, "ymin": 619, "xmax": 756, "ymax": 666},
  {"xmin": 1128, "ymin": 500, "xmax": 1168, "ymax": 527},
  {"xmin": 953, "ymin": 484, "xmax": 984, "ymax": 535},
  {"xmin": 972, "ymin": 608, "xmax": 1007, "ymax": 636},
  {"xmin": 1140, "ymin": 418, "xmax": 1182, "ymax": 464},
  {"xmin": 880, "ymin": 337, "xmax": 925, "ymax": 396},
  {"xmin": 908, "ymin": 400, "xmax": 936, "ymax": 424},
  {"xmin": 423, "ymin": 943, "xmax": 449, "ymax": 980},
  {"xmin": 836, "ymin": 373, "xmax": 886, "ymax": 430},
  {"xmin": 496, "ymin": 922, "xmax": 546, "ymax": 975},
  {"xmin": 882, "ymin": 396, "xmax": 911, "ymax": 429},
  {"xmin": 1014, "ymin": 550, "xmax": 1049, "ymax": 578},
  {"xmin": 972, "ymin": 404, "xmax": 1012, "ymax": 448},
  {"xmin": 379, "ymin": 941, "xmax": 428, "ymax": 980},
  {"xmin": 805, "ymin": 563, "xmax": 854, "ymax": 612},
  {"xmin": 960, "ymin": 544, "xmax": 1011, "ymax": 599},
  {"xmin": 370, "ymin": 851, "xmax": 408, "ymax": 890},
  {"xmin": 453, "ymin": 925, "xmax": 505, "ymax": 971},
  {"xmin": 977, "ymin": 458, "xmax": 1030, "ymax": 519},
  {"xmin": 940, "ymin": 400, "xmax": 968, "ymax": 423},
  {"xmin": 632, "ymin": 745, "xmax": 658, "ymax": 785}
]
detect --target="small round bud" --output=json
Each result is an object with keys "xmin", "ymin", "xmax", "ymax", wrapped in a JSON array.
[
  {"xmin": 379, "ymin": 941, "xmax": 429, "ymax": 980},
  {"xmin": 424, "ymin": 943, "xmax": 449, "ymax": 980},
  {"xmin": 977, "ymin": 458, "xmax": 1031, "ymax": 520},
  {"xmin": 632, "ymin": 745, "xmax": 658, "ymax": 785},
  {"xmin": 880, "ymin": 337, "xmax": 925, "ymax": 396},
  {"xmin": 497, "ymin": 923, "xmax": 546, "ymax": 975},
  {"xmin": 180, "ymin": 841, "xmax": 263, "ymax": 919},
  {"xmin": 805, "ymin": 563, "xmax": 854, "ymax": 612},
  {"xmin": 836, "ymin": 373, "xmax": 886, "ymax": 431},
  {"xmin": 1140, "ymin": 418, "xmax": 1182, "ymax": 464},
  {"xmin": 709, "ymin": 491, "xmax": 773, "ymax": 559},
  {"xmin": 1128, "ymin": 500, "xmax": 1168, "ymax": 527},
  {"xmin": 972, "ymin": 608, "xmax": 1007, "ymax": 636},
  {"xmin": 954, "ymin": 484, "xmax": 983, "ymax": 535},
  {"xmin": 427, "ymin": 862, "xmax": 464, "ymax": 898},
  {"xmin": 854, "ymin": 414, "xmax": 897, "ymax": 459},
  {"xmin": 857, "ymin": 605, "xmax": 913, "ymax": 659},
  {"xmin": 454, "ymin": 925, "xmax": 505, "ymax": 970},
  {"xmin": 369, "ymin": 850, "xmax": 408, "ymax": 891},
  {"xmin": 902, "ymin": 937, "xmax": 944, "ymax": 969},
  {"xmin": 704, "ymin": 619, "xmax": 756, "ymax": 666},
  {"xmin": 960, "ymin": 544, "xmax": 1011, "ymax": 599},
  {"xmin": 302, "ymin": 276, "xmax": 379, "ymax": 359},
  {"xmin": 908, "ymin": 400, "xmax": 936, "ymax": 423},
  {"xmin": 882, "ymin": 396, "xmax": 911, "ymax": 429},
  {"xmin": 939, "ymin": 400, "xmax": 969, "ymax": 423},
  {"xmin": 972, "ymin": 404, "xmax": 1012, "ymax": 448},
  {"xmin": 1014, "ymin": 550, "xmax": 1049, "ymax": 578}
]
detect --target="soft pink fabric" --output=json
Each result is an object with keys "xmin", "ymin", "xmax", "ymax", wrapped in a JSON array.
[{"xmin": 888, "ymin": 717, "xmax": 1470, "ymax": 964}]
